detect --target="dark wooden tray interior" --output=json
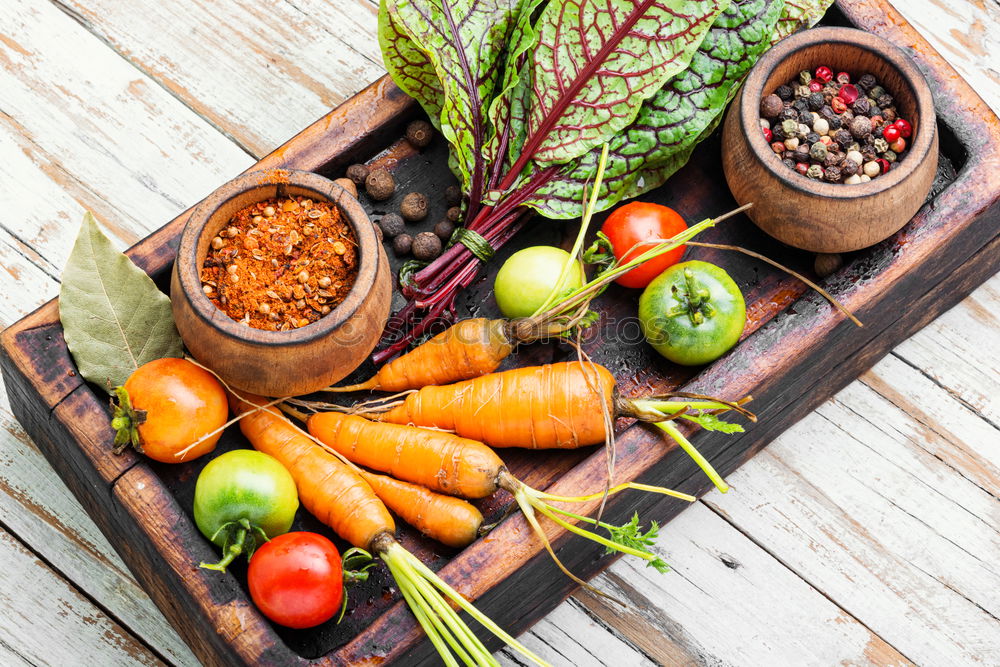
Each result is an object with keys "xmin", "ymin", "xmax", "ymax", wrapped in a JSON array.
[{"xmin": 3, "ymin": 1, "xmax": 999, "ymax": 665}]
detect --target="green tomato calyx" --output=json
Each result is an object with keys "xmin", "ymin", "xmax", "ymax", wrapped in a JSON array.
[
  {"xmin": 666, "ymin": 268, "xmax": 715, "ymax": 326},
  {"xmin": 110, "ymin": 386, "xmax": 147, "ymax": 455},
  {"xmin": 200, "ymin": 518, "xmax": 270, "ymax": 573}
]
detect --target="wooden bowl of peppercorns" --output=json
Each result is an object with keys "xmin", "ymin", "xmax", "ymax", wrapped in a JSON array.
[
  {"xmin": 722, "ymin": 26, "xmax": 937, "ymax": 253},
  {"xmin": 171, "ymin": 168, "xmax": 392, "ymax": 396}
]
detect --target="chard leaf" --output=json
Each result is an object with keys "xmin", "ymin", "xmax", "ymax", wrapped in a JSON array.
[
  {"xmin": 384, "ymin": 0, "xmax": 524, "ymax": 199},
  {"xmin": 378, "ymin": 0, "xmax": 445, "ymax": 129},
  {"xmin": 59, "ymin": 212, "xmax": 183, "ymax": 390},
  {"xmin": 523, "ymin": 0, "xmax": 785, "ymax": 217},
  {"xmin": 772, "ymin": 0, "xmax": 834, "ymax": 43},
  {"xmin": 523, "ymin": 0, "xmax": 731, "ymax": 167}
]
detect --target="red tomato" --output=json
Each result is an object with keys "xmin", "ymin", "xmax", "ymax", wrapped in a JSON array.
[
  {"xmin": 601, "ymin": 202, "xmax": 688, "ymax": 288},
  {"xmin": 248, "ymin": 532, "xmax": 343, "ymax": 629}
]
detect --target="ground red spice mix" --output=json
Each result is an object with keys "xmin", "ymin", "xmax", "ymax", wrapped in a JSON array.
[{"xmin": 200, "ymin": 195, "xmax": 358, "ymax": 331}]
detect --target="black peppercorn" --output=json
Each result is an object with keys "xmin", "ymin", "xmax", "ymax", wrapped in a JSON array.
[
  {"xmin": 760, "ymin": 94, "xmax": 784, "ymax": 118},
  {"xmin": 393, "ymin": 233, "xmax": 413, "ymax": 256},
  {"xmin": 783, "ymin": 150, "xmax": 796, "ymax": 160},
  {"xmin": 798, "ymin": 110, "xmax": 813, "ymax": 125},
  {"xmin": 823, "ymin": 152, "xmax": 841, "ymax": 168},
  {"xmin": 856, "ymin": 73, "xmax": 876, "ymax": 91},
  {"xmin": 877, "ymin": 93, "xmax": 893, "ymax": 109},
  {"xmin": 792, "ymin": 99, "xmax": 809, "ymax": 113},
  {"xmin": 852, "ymin": 97, "xmax": 871, "ymax": 116},
  {"xmin": 405, "ymin": 120, "xmax": 434, "ymax": 149},
  {"xmin": 378, "ymin": 213, "xmax": 405, "ymax": 238},
  {"xmin": 819, "ymin": 105, "xmax": 836, "ymax": 121},
  {"xmin": 828, "ymin": 115, "xmax": 843, "ymax": 130},
  {"xmin": 824, "ymin": 166, "xmax": 842, "ymax": 182},
  {"xmin": 868, "ymin": 85, "xmax": 886, "ymax": 100},
  {"xmin": 433, "ymin": 219, "xmax": 455, "ymax": 241},
  {"xmin": 807, "ymin": 92, "xmax": 824, "ymax": 111},
  {"xmin": 841, "ymin": 159, "xmax": 859, "ymax": 176},
  {"xmin": 771, "ymin": 124, "xmax": 786, "ymax": 141},
  {"xmin": 862, "ymin": 146, "xmax": 877, "ymax": 162},
  {"xmin": 805, "ymin": 132, "xmax": 821, "ymax": 145},
  {"xmin": 882, "ymin": 107, "xmax": 898, "ymax": 123},
  {"xmin": 849, "ymin": 116, "xmax": 872, "ymax": 139},
  {"xmin": 794, "ymin": 144, "xmax": 811, "ymax": 160},
  {"xmin": 776, "ymin": 84, "xmax": 793, "ymax": 101},
  {"xmin": 365, "ymin": 168, "xmax": 396, "ymax": 201},
  {"xmin": 779, "ymin": 107, "xmax": 798, "ymax": 122},
  {"xmin": 346, "ymin": 163, "xmax": 370, "ymax": 186},
  {"xmin": 834, "ymin": 128, "xmax": 853, "ymax": 149},
  {"xmin": 782, "ymin": 158, "xmax": 796, "ymax": 169},
  {"xmin": 400, "ymin": 192, "xmax": 429, "ymax": 222},
  {"xmin": 444, "ymin": 185, "xmax": 462, "ymax": 207}
]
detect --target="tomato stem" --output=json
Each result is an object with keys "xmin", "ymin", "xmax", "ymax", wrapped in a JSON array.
[{"xmin": 200, "ymin": 522, "xmax": 249, "ymax": 572}]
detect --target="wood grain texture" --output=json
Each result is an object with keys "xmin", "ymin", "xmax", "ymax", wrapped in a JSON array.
[{"xmin": 0, "ymin": 0, "xmax": 997, "ymax": 665}]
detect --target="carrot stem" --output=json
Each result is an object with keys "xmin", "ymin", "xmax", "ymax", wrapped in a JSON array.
[
  {"xmin": 388, "ymin": 558, "xmax": 461, "ymax": 667},
  {"xmin": 531, "ymin": 481, "xmax": 695, "ymax": 504},
  {"xmin": 655, "ymin": 421, "xmax": 729, "ymax": 493}
]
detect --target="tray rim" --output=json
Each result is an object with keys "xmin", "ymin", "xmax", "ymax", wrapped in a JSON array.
[{"xmin": 3, "ymin": 0, "xmax": 1000, "ymax": 664}]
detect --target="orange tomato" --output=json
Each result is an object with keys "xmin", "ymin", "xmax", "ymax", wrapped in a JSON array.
[{"xmin": 119, "ymin": 357, "xmax": 227, "ymax": 462}]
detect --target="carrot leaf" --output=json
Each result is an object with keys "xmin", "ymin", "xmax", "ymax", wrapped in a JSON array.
[
  {"xmin": 679, "ymin": 411, "xmax": 745, "ymax": 434},
  {"xmin": 605, "ymin": 513, "xmax": 669, "ymax": 573}
]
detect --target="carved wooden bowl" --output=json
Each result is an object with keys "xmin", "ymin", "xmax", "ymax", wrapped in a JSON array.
[
  {"xmin": 171, "ymin": 169, "xmax": 391, "ymax": 396},
  {"xmin": 722, "ymin": 26, "xmax": 938, "ymax": 253}
]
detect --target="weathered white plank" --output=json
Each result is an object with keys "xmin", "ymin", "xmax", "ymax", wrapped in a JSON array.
[
  {"xmin": 891, "ymin": 273, "xmax": 1000, "ymax": 428},
  {"xmin": 703, "ymin": 356, "xmax": 1000, "ymax": 665},
  {"xmin": 888, "ymin": 0, "xmax": 1000, "ymax": 114},
  {"xmin": 497, "ymin": 599, "xmax": 655, "ymax": 667},
  {"xmin": 55, "ymin": 0, "xmax": 384, "ymax": 157},
  {"xmin": 0, "ymin": 0, "xmax": 254, "ymax": 253},
  {"xmin": 527, "ymin": 503, "xmax": 910, "ymax": 667},
  {"xmin": 0, "ymin": 525, "xmax": 164, "ymax": 666}
]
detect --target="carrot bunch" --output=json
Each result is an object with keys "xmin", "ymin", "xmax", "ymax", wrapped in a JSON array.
[{"xmin": 230, "ymin": 392, "xmax": 547, "ymax": 667}]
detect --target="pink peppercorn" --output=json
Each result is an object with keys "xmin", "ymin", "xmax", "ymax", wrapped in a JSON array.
[
  {"xmin": 831, "ymin": 97, "xmax": 847, "ymax": 114},
  {"xmin": 894, "ymin": 119, "xmax": 912, "ymax": 138},
  {"xmin": 838, "ymin": 84, "xmax": 859, "ymax": 104},
  {"xmin": 889, "ymin": 137, "xmax": 906, "ymax": 153},
  {"xmin": 763, "ymin": 126, "xmax": 772, "ymax": 142},
  {"xmin": 882, "ymin": 125, "xmax": 900, "ymax": 142},
  {"xmin": 836, "ymin": 72, "xmax": 851, "ymax": 84},
  {"xmin": 795, "ymin": 162, "xmax": 809, "ymax": 175},
  {"xmin": 771, "ymin": 141, "xmax": 785, "ymax": 153},
  {"xmin": 876, "ymin": 158, "xmax": 891, "ymax": 174},
  {"xmin": 815, "ymin": 66, "xmax": 833, "ymax": 82},
  {"xmin": 808, "ymin": 80, "xmax": 823, "ymax": 92}
]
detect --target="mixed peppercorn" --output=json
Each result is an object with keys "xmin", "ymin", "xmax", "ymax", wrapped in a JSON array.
[
  {"xmin": 200, "ymin": 196, "xmax": 358, "ymax": 331},
  {"xmin": 759, "ymin": 67, "xmax": 914, "ymax": 184}
]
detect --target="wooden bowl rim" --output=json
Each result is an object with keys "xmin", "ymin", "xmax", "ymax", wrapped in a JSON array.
[
  {"xmin": 175, "ymin": 168, "xmax": 381, "ymax": 346},
  {"xmin": 740, "ymin": 26, "xmax": 937, "ymax": 199}
]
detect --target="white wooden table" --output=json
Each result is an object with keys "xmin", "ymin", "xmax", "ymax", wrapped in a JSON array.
[{"xmin": 1, "ymin": 1, "xmax": 998, "ymax": 665}]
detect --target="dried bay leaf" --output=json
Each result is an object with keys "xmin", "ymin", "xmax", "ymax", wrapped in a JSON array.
[{"xmin": 59, "ymin": 212, "xmax": 183, "ymax": 390}]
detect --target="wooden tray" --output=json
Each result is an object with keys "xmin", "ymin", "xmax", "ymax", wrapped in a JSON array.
[{"xmin": 3, "ymin": 1, "xmax": 999, "ymax": 665}]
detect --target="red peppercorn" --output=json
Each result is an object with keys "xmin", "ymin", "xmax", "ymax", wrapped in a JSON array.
[
  {"xmin": 771, "ymin": 141, "xmax": 785, "ymax": 153},
  {"xmin": 838, "ymin": 84, "xmax": 859, "ymax": 104},
  {"xmin": 808, "ymin": 80, "xmax": 823, "ymax": 92},
  {"xmin": 763, "ymin": 126, "xmax": 772, "ymax": 142},
  {"xmin": 882, "ymin": 125, "xmax": 900, "ymax": 142},
  {"xmin": 836, "ymin": 72, "xmax": 851, "ymax": 84},
  {"xmin": 889, "ymin": 137, "xmax": 906, "ymax": 153},
  {"xmin": 876, "ymin": 158, "xmax": 890, "ymax": 174},
  {"xmin": 871, "ymin": 115, "xmax": 883, "ymax": 126},
  {"xmin": 831, "ymin": 97, "xmax": 847, "ymax": 114},
  {"xmin": 815, "ymin": 66, "xmax": 833, "ymax": 83},
  {"xmin": 795, "ymin": 162, "xmax": 809, "ymax": 175},
  {"xmin": 894, "ymin": 119, "xmax": 912, "ymax": 138}
]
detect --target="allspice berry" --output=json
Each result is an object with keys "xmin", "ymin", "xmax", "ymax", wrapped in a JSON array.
[
  {"xmin": 814, "ymin": 253, "xmax": 843, "ymax": 278},
  {"xmin": 433, "ymin": 219, "xmax": 455, "ymax": 242},
  {"xmin": 405, "ymin": 120, "xmax": 433, "ymax": 149},
  {"xmin": 393, "ymin": 233, "xmax": 413, "ymax": 256},
  {"xmin": 412, "ymin": 231, "xmax": 443, "ymax": 261},
  {"xmin": 446, "ymin": 206, "xmax": 462, "ymax": 223},
  {"xmin": 400, "ymin": 192, "xmax": 429, "ymax": 222},
  {"xmin": 760, "ymin": 94, "xmax": 783, "ymax": 118},
  {"xmin": 444, "ymin": 185, "xmax": 462, "ymax": 207},
  {"xmin": 378, "ymin": 213, "xmax": 405, "ymax": 238},
  {"xmin": 365, "ymin": 168, "xmax": 395, "ymax": 201},
  {"xmin": 346, "ymin": 163, "xmax": 370, "ymax": 186}
]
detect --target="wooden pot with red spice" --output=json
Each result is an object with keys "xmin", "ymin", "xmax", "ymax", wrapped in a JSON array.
[{"xmin": 171, "ymin": 168, "xmax": 391, "ymax": 396}]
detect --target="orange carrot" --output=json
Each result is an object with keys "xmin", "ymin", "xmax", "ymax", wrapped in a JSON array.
[
  {"xmin": 228, "ymin": 391, "xmax": 547, "ymax": 667},
  {"xmin": 373, "ymin": 361, "xmax": 617, "ymax": 449},
  {"xmin": 230, "ymin": 392, "xmax": 394, "ymax": 551},
  {"xmin": 359, "ymin": 470, "xmax": 483, "ymax": 549},
  {"xmin": 306, "ymin": 411, "xmax": 505, "ymax": 498},
  {"xmin": 327, "ymin": 318, "xmax": 513, "ymax": 392}
]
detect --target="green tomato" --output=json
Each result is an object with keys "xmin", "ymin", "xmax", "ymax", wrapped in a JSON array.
[
  {"xmin": 493, "ymin": 246, "xmax": 585, "ymax": 319},
  {"xmin": 638, "ymin": 260, "xmax": 746, "ymax": 366},
  {"xmin": 194, "ymin": 449, "xmax": 299, "ymax": 572}
]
